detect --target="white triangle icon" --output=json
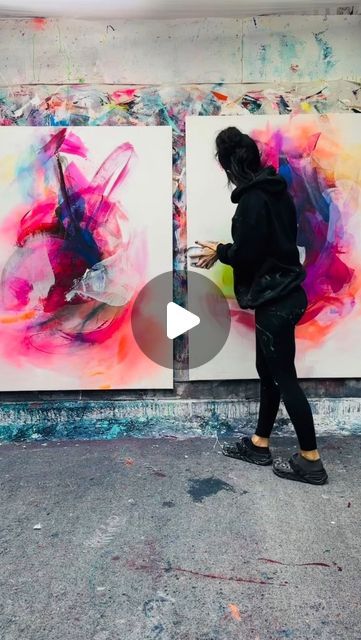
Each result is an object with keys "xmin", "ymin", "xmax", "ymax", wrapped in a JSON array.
[{"xmin": 167, "ymin": 302, "xmax": 200, "ymax": 340}]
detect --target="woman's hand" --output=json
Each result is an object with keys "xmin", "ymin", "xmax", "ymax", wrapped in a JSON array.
[{"xmin": 192, "ymin": 241, "xmax": 219, "ymax": 269}]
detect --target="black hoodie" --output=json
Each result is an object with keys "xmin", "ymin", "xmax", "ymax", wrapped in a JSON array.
[{"xmin": 216, "ymin": 167, "xmax": 306, "ymax": 310}]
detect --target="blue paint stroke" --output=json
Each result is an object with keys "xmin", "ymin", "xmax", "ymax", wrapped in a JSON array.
[
  {"xmin": 258, "ymin": 43, "xmax": 271, "ymax": 80},
  {"xmin": 279, "ymin": 34, "xmax": 300, "ymax": 75},
  {"xmin": 314, "ymin": 30, "xmax": 336, "ymax": 75},
  {"xmin": 277, "ymin": 630, "xmax": 295, "ymax": 639},
  {"xmin": 278, "ymin": 95, "xmax": 292, "ymax": 115},
  {"xmin": 241, "ymin": 94, "xmax": 263, "ymax": 114}
]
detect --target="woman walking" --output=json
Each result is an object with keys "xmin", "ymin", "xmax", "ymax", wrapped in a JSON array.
[{"xmin": 194, "ymin": 126, "xmax": 328, "ymax": 485}]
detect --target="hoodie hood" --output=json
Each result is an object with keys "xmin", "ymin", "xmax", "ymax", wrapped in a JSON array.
[{"xmin": 231, "ymin": 166, "xmax": 287, "ymax": 203}]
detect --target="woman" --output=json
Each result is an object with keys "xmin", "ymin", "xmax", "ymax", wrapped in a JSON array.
[{"xmin": 194, "ymin": 126, "xmax": 328, "ymax": 485}]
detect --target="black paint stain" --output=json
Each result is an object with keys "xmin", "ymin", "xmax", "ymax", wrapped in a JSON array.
[
  {"xmin": 153, "ymin": 470, "xmax": 167, "ymax": 478},
  {"xmin": 146, "ymin": 464, "xmax": 167, "ymax": 478},
  {"xmin": 162, "ymin": 501, "xmax": 176, "ymax": 508},
  {"xmin": 187, "ymin": 476, "xmax": 236, "ymax": 503}
]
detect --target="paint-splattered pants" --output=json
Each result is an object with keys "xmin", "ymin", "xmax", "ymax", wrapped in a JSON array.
[{"xmin": 254, "ymin": 285, "xmax": 317, "ymax": 451}]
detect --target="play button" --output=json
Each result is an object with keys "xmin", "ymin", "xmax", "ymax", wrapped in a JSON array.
[
  {"xmin": 167, "ymin": 302, "xmax": 200, "ymax": 339},
  {"xmin": 131, "ymin": 270, "xmax": 231, "ymax": 370}
]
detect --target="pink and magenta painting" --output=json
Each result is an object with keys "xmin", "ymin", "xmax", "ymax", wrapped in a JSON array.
[
  {"xmin": 0, "ymin": 126, "xmax": 173, "ymax": 390},
  {"xmin": 187, "ymin": 114, "xmax": 361, "ymax": 379}
]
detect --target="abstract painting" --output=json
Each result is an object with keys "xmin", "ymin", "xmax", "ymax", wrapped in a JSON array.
[
  {"xmin": 0, "ymin": 126, "xmax": 173, "ymax": 390},
  {"xmin": 187, "ymin": 114, "xmax": 361, "ymax": 380}
]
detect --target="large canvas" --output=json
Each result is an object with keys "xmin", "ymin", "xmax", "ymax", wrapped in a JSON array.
[
  {"xmin": 0, "ymin": 126, "xmax": 173, "ymax": 390},
  {"xmin": 186, "ymin": 114, "xmax": 361, "ymax": 380}
]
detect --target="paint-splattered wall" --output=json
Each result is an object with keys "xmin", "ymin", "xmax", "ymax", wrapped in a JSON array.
[
  {"xmin": 0, "ymin": 16, "xmax": 360, "ymax": 84},
  {"xmin": 0, "ymin": 15, "xmax": 361, "ymax": 441}
]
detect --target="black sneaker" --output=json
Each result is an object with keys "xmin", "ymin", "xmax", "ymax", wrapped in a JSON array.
[
  {"xmin": 273, "ymin": 452, "xmax": 328, "ymax": 485},
  {"xmin": 222, "ymin": 436, "xmax": 272, "ymax": 466}
]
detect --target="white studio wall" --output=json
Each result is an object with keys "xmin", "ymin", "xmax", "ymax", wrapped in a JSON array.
[
  {"xmin": 0, "ymin": 0, "xmax": 355, "ymax": 19},
  {"xmin": 0, "ymin": 15, "xmax": 360, "ymax": 85}
]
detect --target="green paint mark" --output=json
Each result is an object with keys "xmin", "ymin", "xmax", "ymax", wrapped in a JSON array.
[
  {"xmin": 211, "ymin": 263, "xmax": 234, "ymax": 299},
  {"xmin": 56, "ymin": 23, "xmax": 75, "ymax": 82},
  {"xmin": 32, "ymin": 34, "xmax": 36, "ymax": 82}
]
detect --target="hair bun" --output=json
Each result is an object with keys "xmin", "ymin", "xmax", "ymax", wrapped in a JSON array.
[
  {"xmin": 215, "ymin": 126, "xmax": 262, "ymax": 184},
  {"xmin": 219, "ymin": 127, "xmax": 244, "ymax": 150},
  {"xmin": 218, "ymin": 127, "xmax": 245, "ymax": 155}
]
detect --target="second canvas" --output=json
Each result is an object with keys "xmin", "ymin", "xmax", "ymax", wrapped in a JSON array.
[
  {"xmin": 186, "ymin": 114, "xmax": 361, "ymax": 380},
  {"xmin": 0, "ymin": 126, "xmax": 173, "ymax": 390}
]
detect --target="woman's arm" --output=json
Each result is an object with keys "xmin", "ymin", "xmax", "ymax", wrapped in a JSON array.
[{"xmin": 216, "ymin": 191, "xmax": 269, "ymax": 269}]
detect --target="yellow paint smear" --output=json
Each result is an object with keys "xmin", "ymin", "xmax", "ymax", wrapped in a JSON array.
[
  {"xmin": 0, "ymin": 155, "xmax": 17, "ymax": 183},
  {"xmin": 300, "ymin": 102, "xmax": 313, "ymax": 113}
]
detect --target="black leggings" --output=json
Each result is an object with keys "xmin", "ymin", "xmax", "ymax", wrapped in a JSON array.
[{"xmin": 254, "ymin": 286, "xmax": 317, "ymax": 451}]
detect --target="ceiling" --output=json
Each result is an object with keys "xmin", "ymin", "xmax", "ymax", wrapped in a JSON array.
[{"xmin": 0, "ymin": 0, "xmax": 351, "ymax": 19}]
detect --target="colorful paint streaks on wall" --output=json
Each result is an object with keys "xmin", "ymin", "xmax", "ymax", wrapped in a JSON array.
[
  {"xmin": 0, "ymin": 125, "xmax": 173, "ymax": 390},
  {"xmin": 1, "ymin": 17, "xmax": 360, "ymax": 86},
  {"xmin": 243, "ymin": 16, "xmax": 361, "ymax": 83}
]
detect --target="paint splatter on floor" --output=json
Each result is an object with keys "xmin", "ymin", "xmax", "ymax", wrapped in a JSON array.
[
  {"xmin": 227, "ymin": 603, "xmax": 242, "ymax": 621},
  {"xmin": 258, "ymin": 557, "xmax": 342, "ymax": 571},
  {"xmin": 187, "ymin": 476, "xmax": 236, "ymax": 503},
  {"xmin": 127, "ymin": 558, "xmax": 288, "ymax": 587}
]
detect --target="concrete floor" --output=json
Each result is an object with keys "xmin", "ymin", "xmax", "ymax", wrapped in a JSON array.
[{"xmin": 0, "ymin": 434, "xmax": 360, "ymax": 640}]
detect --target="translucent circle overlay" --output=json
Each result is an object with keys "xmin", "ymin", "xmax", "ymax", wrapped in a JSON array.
[{"xmin": 131, "ymin": 270, "xmax": 231, "ymax": 370}]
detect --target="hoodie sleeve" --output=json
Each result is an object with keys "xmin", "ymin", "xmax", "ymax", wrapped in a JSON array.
[{"xmin": 216, "ymin": 191, "xmax": 269, "ymax": 269}]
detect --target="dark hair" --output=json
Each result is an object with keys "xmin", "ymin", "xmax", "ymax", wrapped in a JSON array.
[{"xmin": 215, "ymin": 126, "xmax": 262, "ymax": 186}]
